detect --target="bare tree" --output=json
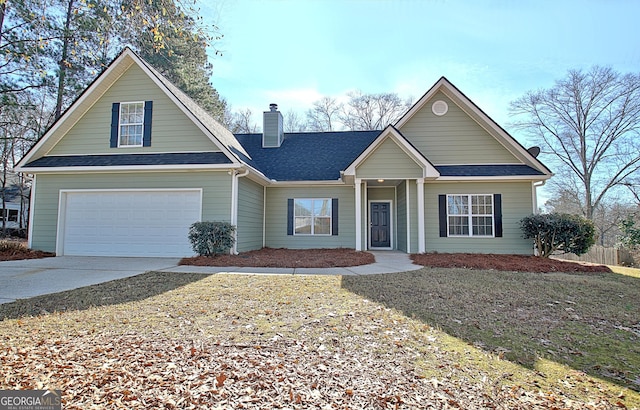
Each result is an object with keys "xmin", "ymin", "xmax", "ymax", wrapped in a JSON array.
[
  {"xmin": 283, "ymin": 109, "xmax": 307, "ymax": 133},
  {"xmin": 341, "ymin": 90, "xmax": 412, "ymax": 131},
  {"xmin": 226, "ymin": 108, "xmax": 259, "ymax": 134},
  {"xmin": 510, "ymin": 66, "xmax": 640, "ymax": 220},
  {"xmin": 306, "ymin": 97, "xmax": 342, "ymax": 132}
]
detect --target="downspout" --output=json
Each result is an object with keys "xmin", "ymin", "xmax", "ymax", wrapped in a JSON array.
[
  {"xmin": 230, "ymin": 168, "xmax": 250, "ymax": 254},
  {"xmin": 262, "ymin": 185, "xmax": 266, "ymax": 248},
  {"xmin": 27, "ymin": 174, "xmax": 36, "ymax": 249},
  {"xmin": 533, "ymin": 180, "xmax": 546, "ymax": 214}
]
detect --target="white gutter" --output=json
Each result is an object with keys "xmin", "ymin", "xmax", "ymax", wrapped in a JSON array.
[
  {"xmin": 27, "ymin": 175, "xmax": 36, "ymax": 249},
  {"xmin": 15, "ymin": 163, "xmax": 244, "ymax": 173},
  {"xmin": 533, "ymin": 180, "xmax": 546, "ymax": 214}
]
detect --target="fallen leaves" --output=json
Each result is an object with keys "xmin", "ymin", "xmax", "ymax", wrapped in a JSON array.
[
  {"xmin": 1, "ymin": 332, "xmax": 620, "ymax": 409},
  {"xmin": 1, "ymin": 273, "xmax": 635, "ymax": 409}
]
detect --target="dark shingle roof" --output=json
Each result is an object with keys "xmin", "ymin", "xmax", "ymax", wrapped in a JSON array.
[
  {"xmin": 234, "ymin": 131, "xmax": 381, "ymax": 181},
  {"xmin": 435, "ymin": 164, "xmax": 545, "ymax": 177},
  {"xmin": 24, "ymin": 152, "xmax": 232, "ymax": 167}
]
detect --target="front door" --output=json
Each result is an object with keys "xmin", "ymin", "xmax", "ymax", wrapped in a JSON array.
[{"xmin": 370, "ymin": 202, "xmax": 391, "ymax": 248}]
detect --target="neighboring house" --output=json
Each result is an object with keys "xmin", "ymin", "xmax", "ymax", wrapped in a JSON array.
[
  {"xmin": 15, "ymin": 48, "xmax": 552, "ymax": 257},
  {"xmin": 1, "ymin": 173, "xmax": 30, "ymax": 232}
]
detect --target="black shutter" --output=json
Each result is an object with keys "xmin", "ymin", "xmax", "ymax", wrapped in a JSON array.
[
  {"xmin": 287, "ymin": 199, "xmax": 294, "ymax": 235},
  {"xmin": 143, "ymin": 100, "xmax": 153, "ymax": 147},
  {"xmin": 110, "ymin": 103, "xmax": 120, "ymax": 148},
  {"xmin": 438, "ymin": 194, "xmax": 447, "ymax": 237},
  {"xmin": 332, "ymin": 198, "xmax": 339, "ymax": 236},
  {"xmin": 494, "ymin": 194, "xmax": 503, "ymax": 237}
]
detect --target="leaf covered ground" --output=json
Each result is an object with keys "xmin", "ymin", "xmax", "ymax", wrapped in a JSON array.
[{"xmin": 1, "ymin": 270, "xmax": 638, "ymax": 409}]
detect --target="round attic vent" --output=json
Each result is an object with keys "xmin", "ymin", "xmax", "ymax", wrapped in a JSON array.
[{"xmin": 432, "ymin": 100, "xmax": 448, "ymax": 116}]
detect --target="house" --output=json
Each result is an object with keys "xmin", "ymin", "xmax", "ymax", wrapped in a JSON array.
[
  {"xmin": 1, "ymin": 172, "xmax": 30, "ymax": 233},
  {"xmin": 15, "ymin": 48, "xmax": 552, "ymax": 257}
]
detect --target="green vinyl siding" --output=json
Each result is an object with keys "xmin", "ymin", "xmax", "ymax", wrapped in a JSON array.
[
  {"xmin": 30, "ymin": 171, "xmax": 232, "ymax": 253},
  {"xmin": 396, "ymin": 180, "xmax": 419, "ymax": 253},
  {"xmin": 265, "ymin": 186, "xmax": 355, "ymax": 249},
  {"xmin": 237, "ymin": 178, "xmax": 264, "ymax": 252},
  {"xmin": 356, "ymin": 138, "xmax": 423, "ymax": 179},
  {"xmin": 396, "ymin": 182, "xmax": 407, "ymax": 252},
  {"xmin": 367, "ymin": 187, "xmax": 394, "ymax": 201},
  {"xmin": 399, "ymin": 92, "xmax": 517, "ymax": 165},
  {"xmin": 423, "ymin": 181, "xmax": 534, "ymax": 254},
  {"xmin": 49, "ymin": 64, "xmax": 219, "ymax": 155}
]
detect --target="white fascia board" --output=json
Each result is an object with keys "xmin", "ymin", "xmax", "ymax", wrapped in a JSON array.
[
  {"xmin": 129, "ymin": 53, "xmax": 241, "ymax": 163},
  {"xmin": 343, "ymin": 126, "xmax": 439, "ymax": 178},
  {"xmin": 16, "ymin": 163, "xmax": 244, "ymax": 174},
  {"xmin": 268, "ymin": 180, "xmax": 347, "ymax": 187},
  {"xmin": 16, "ymin": 51, "xmax": 136, "ymax": 168},
  {"xmin": 395, "ymin": 77, "xmax": 551, "ymax": 177},
  {"xmin": 394, "ymin": 77, "xmax": 449, "ymax": 129},
  {"xmin": 434, "ymin": 175, "xmax": 552, "ymax": 182}
]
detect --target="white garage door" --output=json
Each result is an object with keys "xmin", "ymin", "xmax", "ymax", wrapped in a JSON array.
[{"xmin": 60, "ymin": 190, "xmax": 202, "ymax": 257}]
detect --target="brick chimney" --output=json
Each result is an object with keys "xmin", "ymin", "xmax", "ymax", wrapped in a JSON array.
[{"xmin": 263, "ymin": 103, "xmax": 284, "ymax": 148}]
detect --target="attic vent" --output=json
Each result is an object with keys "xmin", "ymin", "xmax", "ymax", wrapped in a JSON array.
[{"xmin": 432, "ymin": 100, "xmax": 448, "ymax": 116}]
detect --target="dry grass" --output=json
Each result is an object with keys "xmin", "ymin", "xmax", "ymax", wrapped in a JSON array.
[
  {"xmin": 342, "ymin": 268, "xmax": 640, "ymax": 401},
  {"xmin": 1, "ymin": 268, "xmax": 638, "ymax": 408}
]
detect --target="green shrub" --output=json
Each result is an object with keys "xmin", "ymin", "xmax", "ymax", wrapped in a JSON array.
[
  {"xmin": 520, "ymin": 213, "xmax": 595, "ymax": 257},
  {"xmin": 619, "ymin": 215, "xmax": 640, "ymax": 248},
  {"xmin": 188, "ymin": 221, "xmax": 236, "ymax": 256}
]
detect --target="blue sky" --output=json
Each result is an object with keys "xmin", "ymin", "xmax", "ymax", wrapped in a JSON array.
[{"xmin": 204, "ymin": 0, "xmax": 640, "ymax": 143}]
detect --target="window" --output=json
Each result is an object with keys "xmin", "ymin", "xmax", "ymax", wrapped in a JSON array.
[
  {"xmin": 294, "ymin": 198, "xmax": 331, "ymax": 235},
  {"xmin": 447, "ymin": 194, "xmax": 494, "ymax": 237},
  {"xmin": 111, "ymin": 101, "xmax": 153, "ymax": 148},
  {"xmin": 118, "ymin": 102, "xmax": 145, "ymax": 147},
  {"xmin": 0, "ymin": 209, "xmax": 18, "ymax": 222}
]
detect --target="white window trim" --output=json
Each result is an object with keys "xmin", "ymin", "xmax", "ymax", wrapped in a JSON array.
[
  {"xmin": 293, "ymin": 198, "xmax": 332, "ymax": 236},
  {"xmin": 446, "ymin": 194, "xmax": 495, "ymax": 238},
  {"xmin": 118, "ymin": 101, "xmax": 145, "ymax": 148}
]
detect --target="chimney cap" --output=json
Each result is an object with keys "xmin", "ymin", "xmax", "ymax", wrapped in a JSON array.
[{"xmin": 269, "ymin": 103, "xmax": 278, "ymax": 112}]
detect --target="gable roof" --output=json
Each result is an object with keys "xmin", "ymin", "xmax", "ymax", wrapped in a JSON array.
[
  {"xmin": 234, "ymin": 131, "xmax": 380, "ymax": 181},
  {"xmin": 16, "ymin": 47, "xmax": 246, "ymax": 171},
  {"xmin": 343, "ymin": 125, "xmax": 440, "ymax": 179},
  {"xmin": 395, "ymin": 76, "xmax": 552, "ymax": 177}
]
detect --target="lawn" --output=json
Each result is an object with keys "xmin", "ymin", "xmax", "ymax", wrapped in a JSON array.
[{"xmin": 1, "ymin": 267, "xmax": 638, "ymax": 408}]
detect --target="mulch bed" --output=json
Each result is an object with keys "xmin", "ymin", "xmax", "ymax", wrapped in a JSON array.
[
  {"xmin": 180, "ymin": 248, "xmax": 375, "ymax": 268},
  {"xmin": 411, "ymin": 252, "xmax": 612, "ymax": 273},
  {"xmin": 0, "ymin": 240, "xmax": 55, "ymax": 261}
]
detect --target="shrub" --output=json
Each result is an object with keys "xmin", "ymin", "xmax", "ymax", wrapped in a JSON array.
[
  {"xmin": 188, "ymin": 221, "xmax": 236, "ymax": 256},
  {"xmin": 619, "ymin": 215, "xmax": 640, "ymax": 248},
  {"xmin": 520, "ymin": 213, "xmax": 595, "ymax": 258}
]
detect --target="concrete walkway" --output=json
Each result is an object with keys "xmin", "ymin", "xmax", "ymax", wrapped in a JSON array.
[
  {"xmin": 163, "ymin": 251, "xmax": 421, "ymax": 276},
  {"xmin": 0, "ymin": 251, "xmax": 420, "ymax": 304}
]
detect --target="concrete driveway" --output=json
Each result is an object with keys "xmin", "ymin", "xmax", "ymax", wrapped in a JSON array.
[
  {"xmin": 0, "ymin": 252, "xmax": 421, "ymax": 305},
  {"xmin": 0, "ymin": 257, "xmax": 181, "ymax": 304}
]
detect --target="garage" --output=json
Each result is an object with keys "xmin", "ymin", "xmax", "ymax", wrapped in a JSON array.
[{"xmin": 59, "ymin": 189, "xmax": 202, "ymax": 257}]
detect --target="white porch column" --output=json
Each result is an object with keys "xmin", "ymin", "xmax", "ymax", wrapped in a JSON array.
[
  {"xmin": 417, "ymin": 178, "xmax": 425, "ymax": 253},
  {"xmin": 355, "ymin": 179, "xmax": 362, "ymax": 251}
]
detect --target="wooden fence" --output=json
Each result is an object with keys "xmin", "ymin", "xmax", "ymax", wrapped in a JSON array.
[{"xmin": 553, "ymin": 246, "xmax": 635, "ymax": 266}]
